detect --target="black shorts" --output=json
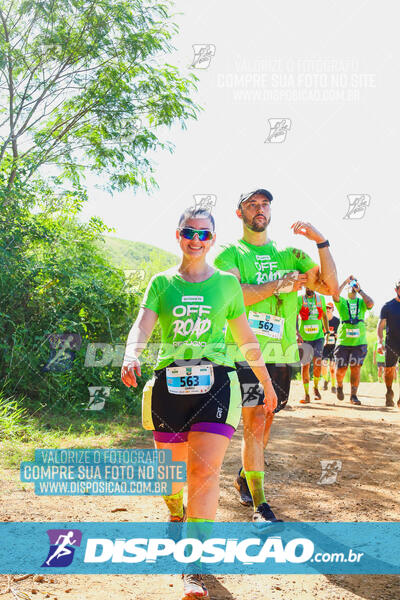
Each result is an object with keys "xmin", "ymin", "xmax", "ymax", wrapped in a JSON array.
[
  {"xmin": 333, "ymin": 344, "xmax": 368, "ymax": 367},
  {"xmin": 385, "ymin": 344, "xmax": 400, "ymax": 368},
  {"xmin": 142, "ymin": 359, "xmax": 242, "ymax": 442},
  {"xmin": 234, "ymin": 362, "xmax": 292, "ymax": 414},
  {"xmin": 322, "ymin": 344, "xmax": 336, "ymax": 360}
]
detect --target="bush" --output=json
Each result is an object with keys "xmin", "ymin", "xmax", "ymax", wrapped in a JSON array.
[{"xmin": 0, "ymin": 195, "xmax": 161, "ymax": 422}]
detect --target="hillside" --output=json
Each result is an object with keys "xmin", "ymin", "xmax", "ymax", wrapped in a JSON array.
[{"xmin": 98, "ymin": 235, "xmax": 178, "ymax": 274}]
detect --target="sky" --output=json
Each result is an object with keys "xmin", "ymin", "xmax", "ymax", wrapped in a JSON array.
[{"xmin": 79, "ymin": 0, "xmax": 400, "ymax": 314}]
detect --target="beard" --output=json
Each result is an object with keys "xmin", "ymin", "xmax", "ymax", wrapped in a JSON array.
[
  {"xmin": 242, "ymin": 213, "xmax": 271, "ymax": 232},
  {"xmin": 305, "ymin": 290, "xmax": 314, "ymax": 297}
]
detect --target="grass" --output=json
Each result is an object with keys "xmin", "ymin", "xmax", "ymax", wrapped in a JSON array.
[{"xmin": 0, "ymin": 393, "xmax": 153, "ymax": 469}]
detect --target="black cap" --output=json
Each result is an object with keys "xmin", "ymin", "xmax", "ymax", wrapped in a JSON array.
[{"xmin": 238, "ymin": 188, "xmax": 273, "ymax": 209}]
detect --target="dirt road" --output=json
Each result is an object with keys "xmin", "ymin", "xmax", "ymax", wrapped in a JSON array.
[{"xmin": 1, "ymin": 381, "xmax": 400, "ymax": 599}]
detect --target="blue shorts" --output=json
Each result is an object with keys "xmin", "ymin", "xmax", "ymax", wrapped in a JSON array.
[
  {"xmin": 334, "ymin": 344, "xmax": 368, "ymax": 367},
  {"xmin": 299, "ymin": 338, "xmax": 324, "ymax": 363}
]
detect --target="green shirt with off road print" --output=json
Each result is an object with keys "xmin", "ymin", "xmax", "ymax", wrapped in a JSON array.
[
  {"xmin": 214, "ymin": 239, "xmax": 316, "ymax": 364},
  {"xmin": 141, "ymin": 267, "xmax": 245, "ymax": 369}
]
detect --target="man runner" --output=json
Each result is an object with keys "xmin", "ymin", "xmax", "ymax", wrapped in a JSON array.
[
  {"xmin": 214, "ymin": 188, "xmax": 338, "ymax": 523},
  {"xmin": 377, "ymin": 280, "xmax": 400, "ymax": 407},
  {"xmin": 321, "ymin": 302, "xmax": 340, "ymax": 392},
  {"xmin": 297, "ymin": 288, "xmax": 329, "ymax": 403},
  {"xmin": 332, "ymin": 275, "xmax": 374, "ymax": 405}
]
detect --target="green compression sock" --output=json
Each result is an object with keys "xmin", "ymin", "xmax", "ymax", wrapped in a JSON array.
[
  {"xmin": 239, "ymin": 467, "xmax": 245, "ymax": 478},
  {"xmin": 323, "ymin": 372, "xmax": 330, "ymax": 382},
  {"xmin": 163, "ymin": 488, "xmax": 184, "ymax": 518},
  {"xmin": 186, "ymin": 517, "xmax": 214, "ymax": 539},
  {"xmin": 313, "ymin": 376, "xmax": 320, "ymax": 389},
  {"xmin": 245, "ymin": 470, "xmax": 266, "ymax": 508},
  {"xmin": 304, "ymin": 382, "xmax": 309, "ymax": 394},
  {"xmin": 186, "ymin": 518, "xmax": 214, "ymax": 574}
]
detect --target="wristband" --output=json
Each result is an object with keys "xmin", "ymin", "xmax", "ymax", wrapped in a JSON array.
[{"xmin": 317, "ymin": 239, "xmax": 330, "ymax": 248}]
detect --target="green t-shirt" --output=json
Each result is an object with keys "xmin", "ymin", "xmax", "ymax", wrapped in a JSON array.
[
  {"xmin": 141, "ymin": 268, "xmax": 245, "ymax": 369},
  {"xmin": 214, "ymin": 239, "xmax": 316, "ymax": 364},
  {"xmin": 297, "ymin": 293, "xmax": 326, "ymax": 341},
  {"xmin": 334, "ymin": 296, "xmax": 369, "ymax": 346}
]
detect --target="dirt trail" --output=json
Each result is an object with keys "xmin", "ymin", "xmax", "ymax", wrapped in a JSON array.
[{"xmin": 1, "ymin": 381, "xmax": 400, "ymax": 599}]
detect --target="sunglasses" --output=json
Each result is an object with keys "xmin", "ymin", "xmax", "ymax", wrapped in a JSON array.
[{"xmin": 178, "ymin": 227, "xmax": 214, "ymax": 242}]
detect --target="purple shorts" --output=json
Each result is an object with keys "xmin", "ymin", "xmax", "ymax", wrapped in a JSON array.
[{"xmin": 153, "ymin": 423, "xmax": 235, "ymax": 443}]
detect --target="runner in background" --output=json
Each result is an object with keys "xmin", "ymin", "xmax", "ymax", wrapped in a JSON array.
[
  {"xmin": 333, "ymin": 275, "xmax": 374, "ymax": 405},
  {"xmin": 377, "ymin": 281, "xmax": 400, "ymax": 407},
  {"xmin": 373, "ymin": 335, "xmax": 386, "ymax": 383},
  {"xmin": 297, "ymin": 289, "xmax": 329, "ymax": 403},
  {"xmin": 121, "ymin": 207, "xmax": 277, "ymax": 600},
  {"xmin": 321, "ymin": 302, "xmax": 340, "ymax": 392},
  {"xmin": 214, "ymin": 188, "xmax": 338, "ymax": 524}
]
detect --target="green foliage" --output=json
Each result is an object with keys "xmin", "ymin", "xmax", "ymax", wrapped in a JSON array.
[
  {"xmin": 0, "ymin": 1, "xmax": 198, "ymax": 425},
  {"xmin": 100, "ymin": 235, "xmax": 177, "ymax": 272},
  {"xmin": 0, "ymin": 0, "xmax": 199, "ymax": 193},
  {"xmin": 0, "ymin": 393, "xmax": 30, "ymax": 439},
  {"xmin": 0, "ymin": 182, "xmax": 173, "ymax": 420},
  {"xmin": 360, "ymin": 332, "xmax": 377, "ymax": 382},
  {"xmin": 365, "ymin": 312, "xmax": 378, "ymax": 333}
]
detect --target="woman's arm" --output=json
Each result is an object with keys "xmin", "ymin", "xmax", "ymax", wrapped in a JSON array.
[
  {"xmin": 227, "ymin": 312, "xmax": 278, "ymax": 414},
  {"xmin": 121, "ymin": 307, "xmax": 158, "ymax": 388}
]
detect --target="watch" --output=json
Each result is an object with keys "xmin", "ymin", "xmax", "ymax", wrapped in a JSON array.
[{"xmin": 317, "ymin": 239, "xmax": 330, "ymax": 248}]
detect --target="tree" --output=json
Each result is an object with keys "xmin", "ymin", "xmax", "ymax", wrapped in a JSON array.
[
  {"xmin": 0, "ymin": 188, "xmax": 161, "ymax": 416},
  {"xmin": 0, "ymin": 0, "xmax": 199, "ymax": 197},
  {"xmin": 0, "ymin": 1, "xmax": 198, "ymax": 418}
]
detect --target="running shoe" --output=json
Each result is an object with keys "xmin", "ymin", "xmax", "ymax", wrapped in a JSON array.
[
  {"xmin": 252, "ymin": 502, "xmax": 284, "ymax": 531},
  {"xmin": 350, "ymin": 395, "xmax": 361, "ymax": 405},
  {"xmin": 331, "ymin": 386, "xmax": 337, "ymax": 394},
  {"xmin": 314, "ymin": 387, "xmax": 321, "ymax": 400},
  {"xmin": 397, "ymin": 398, "xmax": 400, "ymax": 409},
  {"xmin": 323, "ymin": 380, "xmax": 328, "ymax": 391},
  {"xmin": 299, "ymin": 394, "xmax": 311, "ymax": 404},
  {"xmin": 386, "ymin": 389, "xmax": 395, "ymax": 407},
  {"xmin": 182, "ymin": 573, "xmax": 209, "ymax": 599},
  {"xmin": 234, "ymin": 469, "xmax": 252, "ymax": 507},
  {"xmin": 336, "ymin": 386, "xmax": 344, "ymax": 401}
]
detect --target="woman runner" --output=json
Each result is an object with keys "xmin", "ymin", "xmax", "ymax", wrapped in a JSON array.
[{"xmin": 121, "ymin": 207, "xmax": 277, "ymax": 599}]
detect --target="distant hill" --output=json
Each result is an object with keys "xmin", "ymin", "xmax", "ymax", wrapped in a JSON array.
[{"xmin": 98, "ymin": 236, "xmax": 178, "ymax": 275}]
